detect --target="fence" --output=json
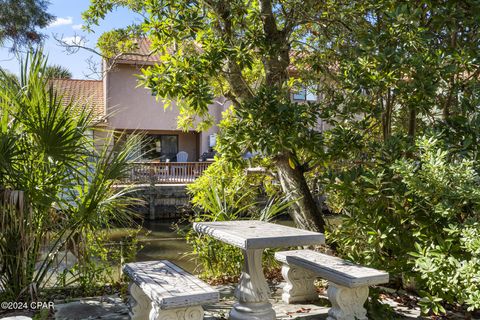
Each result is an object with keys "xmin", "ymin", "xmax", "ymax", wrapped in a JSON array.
[{"xmin": 123, "ymin": 161, "xmax": 211, "ymax": 184}]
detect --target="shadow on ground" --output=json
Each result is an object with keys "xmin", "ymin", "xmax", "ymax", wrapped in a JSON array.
[{"xmin": 46, "ymin": 282, "xmax": 430, "ymax": 320}]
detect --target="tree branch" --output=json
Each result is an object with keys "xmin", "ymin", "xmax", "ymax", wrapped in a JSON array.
[
  {"xmin": 260, "ymin": 0, "xmax": 279, "ymax": 36},
  {"xmin": 203, "ymin": 0, "xmax": 255, "ymax": 102},
  {"xmin": 53, "ymin": 34, "xmax": 157, "ymax": 79}
]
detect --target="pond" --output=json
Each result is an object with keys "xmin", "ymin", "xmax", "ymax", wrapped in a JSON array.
[
  {"xmin": 43, "ymin": 216, "xmax": 341, "ymax": 285},
  {"xmin": 110, "ymin": 219, "xmax": 300, "ymax": 274},
  {"xmin": 135, "ymin": 220, "xmax": 196, "ymax": 272},
  {"xmin": 128, "ymin": 217, "xmax": 340, "ymax": 273}
]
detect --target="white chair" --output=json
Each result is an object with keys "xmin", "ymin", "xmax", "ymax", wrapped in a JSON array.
[
  {"xmin": 176, "ymin": 151, "xmax": 188, "ymax": 162},
  {"xmin": 174, "ymin": 151, "xmax": 188, "ymax": 180}
]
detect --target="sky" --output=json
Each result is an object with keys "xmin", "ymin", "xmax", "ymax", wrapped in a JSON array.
[{"xmin": 0, "ymin": 0, "xmax": 141, "ymax": 79}]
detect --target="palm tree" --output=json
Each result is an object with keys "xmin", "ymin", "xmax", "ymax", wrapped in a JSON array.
[
  {"xmin": 0, "ymin": 50, "xmax": 141, "ymax": 301},
  {"xmin": 43, "ymin": 64, "xmax": 72, "ymax": 79},
  {"xmin": 0, "ymin": 67, "xmax": 18, "ymax": 83}
]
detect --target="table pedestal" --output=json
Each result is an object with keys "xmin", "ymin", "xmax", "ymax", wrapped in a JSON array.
[{"xmin": 229, "ymin": 249, "xmax": 276, "ymax": 320}]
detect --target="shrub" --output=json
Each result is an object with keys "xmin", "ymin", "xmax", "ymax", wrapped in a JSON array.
[
  {"xmin": 188, "ymin": 157, "xmax": 278, "ymax": 213},
  {"xmin": 326, "ymin": 133, "xmax": 480, "ymax": 314},
  {"xmin": 183, "ymin": 157, "xmax": 287, "ymax": 279}
]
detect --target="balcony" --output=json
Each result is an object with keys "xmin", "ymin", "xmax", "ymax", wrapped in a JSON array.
[{"xmin": 123, "ymin": 161, "xmax": 212, "ymax": 184}]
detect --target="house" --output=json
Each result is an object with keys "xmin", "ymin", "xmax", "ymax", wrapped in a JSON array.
[
  {"xmin": 51, "ymin": 42, "xmax": 223, "ymax": 165},
  {"xmin": 50, "ymin": 40, "xmax": 326, "ymax": 183}
]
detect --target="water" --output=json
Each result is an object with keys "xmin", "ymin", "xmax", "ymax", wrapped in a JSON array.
[
  {"xmin": 135, "ymin": 220, "xmax": 196, "ymax": 272},
  {"xmin": 41, "ymin": 216, "xmax": 341, "ymax": 285},
  {"xmin": 36, "ymin": 216, "xmax": 341, "ymax": 288},
  {"xmin": 123, "ymin": 219, "xmax": 296, "ymax": 274},
  {"xmin": 113, "ymin": 216, "xmax": 341, "ymax": 275}
]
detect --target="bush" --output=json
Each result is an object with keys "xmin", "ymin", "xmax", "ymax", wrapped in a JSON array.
[
  {"xmin": 396, "ymin": 136, "xmax": 480, "ymax": 313},
  {"xmin": 188, "ymin": 157, "xmax": 278, "ymax": 214},
  {"xmin": 326, "ymin": 133, "xmax": 480, "ymax": 314},
  {"xmin": 57, "ymin": 227, "xmax": 141, "ymax": 295},
  {"xmin": 183, "ymin": 157, "xmax": 287, "ymax": 279}
]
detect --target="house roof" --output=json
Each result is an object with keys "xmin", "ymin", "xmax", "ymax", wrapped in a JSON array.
[
  {"xmin": 115, "ymin": 38, "xmax": 303, "ymax": 75},
  {"xmin": 115, "ymin": 38, "xmax": 161, "ymax": 64},
  {"xmin": 49, "ymin": 79, "xmax": 104, "ymax": 121}
]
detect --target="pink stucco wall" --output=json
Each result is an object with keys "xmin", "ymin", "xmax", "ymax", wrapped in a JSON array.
[
  {"xmin": 103, "ymin": 63, "xmax": 327, "ymax": 159},
  {"xmin": 105, "ymin": 63, "xmax": 226, "ymax": 156}
]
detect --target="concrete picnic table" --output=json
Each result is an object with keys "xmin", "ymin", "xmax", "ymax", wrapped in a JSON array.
[{"xmin": 193, "ymin": 220, "xmax": 325, "ymax": 320}]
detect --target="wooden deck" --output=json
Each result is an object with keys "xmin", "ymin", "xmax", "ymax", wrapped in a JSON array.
[{"xmin": 123, "ymin": 161, "xmax": 211, "ymax": 184}]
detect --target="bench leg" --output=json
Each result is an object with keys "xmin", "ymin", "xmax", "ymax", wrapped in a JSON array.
[
  {"xmin": 129, "ymin": 283, "xmax": 152, "ymax": 320},
  {"xmin": 326, "ymin": 283, "xmax": 368, "ymax": 320},
  {"xmin": 230, "ymin": 249, "xmax": 276, "ymax": 320},
  {"xmin": 150, "ymin": 305, "xmax": 204, "ymax": 320},
  {"xmin": 281, "ymin": 264, "xmax": 318, "ymax": 303}
]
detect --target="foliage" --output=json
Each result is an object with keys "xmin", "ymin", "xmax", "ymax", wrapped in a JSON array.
[
  {"xmin": 95, "ymin": 27, "xmax": 144, "ymax": 59},
  {"xmin": 0, "ymin": 50, "xmax": 142, "ymax": 301},
  {"xmin": 83, "ymin": 0, "xmax": 333, "ymax": 232},
  {"xmin": 217, "ymin": 90, "xmax": 324, "ymax": 164},
  {"xmin": 0, "ymin": 67, "xmax": 18, "ymax": 84},
  {"xmin": 43, "ymin": 64, "xmax": 72, "ymax": 79},
  {"xmin": 304, "ymin": 1, "xmax": 480, "ymax": 314},
  {"xmin": 0, "ymin": 0, "xmax": 54, "ymax": 48},
  {"xmin": 183, "ymin": 157, "xmax": 288, "ymax": 279},
  {"xmin": 188, "ymin": 156, "xmax": 278, "ymax": 212},
  {"xmin": 308, "ymin": 1, "xmax": 480, "ymax": 142},
  {"xmin": 401, "ymin": 138, "xmax": 480, "ymax": 313},
  {"xmin": 326, "ymin": 133, "xmax": 480, "ymax": 313},
  {"xmin": 58, "ymin": 228, "xmax": 140, "ymax": 295}
]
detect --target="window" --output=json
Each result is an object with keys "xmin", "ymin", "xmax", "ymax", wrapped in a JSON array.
[
  {"xmin": 143, "ymin": 135, "xmax": 178, "ymax": 161},
  {"xmin": 293, "ymin": 88, "xmax": 307, "ymax": 101},
  {"xmin": 293, "ymin": 85, "xmax": 318, "ymax": 102}
]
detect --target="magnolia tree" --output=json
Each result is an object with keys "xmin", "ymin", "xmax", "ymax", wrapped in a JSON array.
[
  {"xmin": 302, "ymin": 1, "xmax": 480, "ymax": 314},
  {"xmin": 83, "ymin": 0, "xmax": 332, "ymax": 232}
]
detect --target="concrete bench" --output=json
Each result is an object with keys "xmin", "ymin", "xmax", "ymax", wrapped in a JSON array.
[
  {"xmin": 275, "ymin": 250, "xmax": 389, "ymax": 320},
  {"xmin": 123, "ymin": 260, "xmax": 219, "ymax": 320}
]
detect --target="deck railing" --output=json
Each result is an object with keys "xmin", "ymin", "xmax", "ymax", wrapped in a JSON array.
[{"xmin": 123, "ymin": 161, "xmax": 212, "ymax": 184}]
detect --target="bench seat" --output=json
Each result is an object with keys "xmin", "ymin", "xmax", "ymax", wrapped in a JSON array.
[
  {"xmin": 123, "ymin": 260, "xmax": 219, "ymax": 320},
  {"xmin": 275, "ymin": 249, "xmax": 389, "ymax": 288},
  {"xmin": 275, "ymin": 250, "xmax": 389, "ymax": 320}
]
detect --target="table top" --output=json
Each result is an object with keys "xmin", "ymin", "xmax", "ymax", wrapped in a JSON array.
[{"xmin": 193, "ymin": 220, "xmax": 325, "ymax": 250}]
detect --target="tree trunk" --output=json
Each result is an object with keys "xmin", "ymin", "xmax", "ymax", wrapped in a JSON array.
[
  {"xmin": 443, "ymin": 74, "xmax": 454, "ymax": 121},
  {"xmin": 443, "ymin": 28, "xmax": 457, "ymax": 120},
  {"xmin": 275, "ymin": 154, "xmax": 326, "ymax": 233},
  {"xmin": 408, "ymin": 106, "xmax": 416, "ymax": 139},
  {"xmin": 382, "ymin": 89, "xmax": 393, "ymax": 141}
]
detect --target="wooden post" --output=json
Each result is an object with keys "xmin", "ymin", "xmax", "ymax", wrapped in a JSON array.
[{"xmin": 149, "ymin": 175, "xmax": 156, "ymax": 220}]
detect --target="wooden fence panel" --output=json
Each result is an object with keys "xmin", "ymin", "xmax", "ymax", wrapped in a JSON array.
[{"xmin": 123, "ymin": 162, "xmax": 211, "ymax": 184}]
